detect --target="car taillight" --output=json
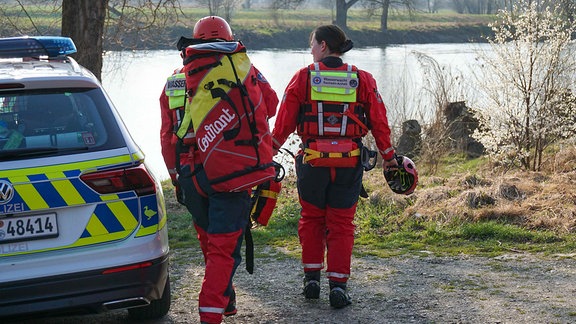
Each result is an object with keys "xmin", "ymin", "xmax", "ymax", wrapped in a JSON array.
[
  {"xmin": 102, "ymin": 262, "xmax": 153, "ymax": 275},
  {"xmin": 0, "ymin": 83, "xmax": 24, "ymax": 89},
  {"xmin": 80, "ymin": 164, "xmax": 156, "ymax": 196}
]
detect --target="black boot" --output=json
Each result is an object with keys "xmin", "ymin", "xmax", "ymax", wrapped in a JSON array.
[
  {"xmin": 329, "ymin": 280, "xmax": 352, "ymax": 308},
  {"xmin": 224, "ymin": 286, "xmax": 237, "ymax": 316},
  {"xmin": 303, "ymin": 270, "xmax": 321, "ymax": 299}
]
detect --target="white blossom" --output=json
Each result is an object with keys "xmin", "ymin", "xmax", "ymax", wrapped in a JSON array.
[{"xmin": 473, "ymin": 0, "xmax": 576, "ymax": 171}]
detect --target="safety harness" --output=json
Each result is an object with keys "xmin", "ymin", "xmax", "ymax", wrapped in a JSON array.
[{"xmin": 299, "ymin": 62, "xmax": 371, "ymax": 167}]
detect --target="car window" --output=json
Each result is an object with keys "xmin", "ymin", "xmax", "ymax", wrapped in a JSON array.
[{"xmin": 0, "ymin": 88, "xmax": 125, "ymax": 157}]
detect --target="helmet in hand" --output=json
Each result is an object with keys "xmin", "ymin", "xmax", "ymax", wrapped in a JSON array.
[{"xmin": 384, "ymin": 155, "xmax": 418, "ymax": 195}]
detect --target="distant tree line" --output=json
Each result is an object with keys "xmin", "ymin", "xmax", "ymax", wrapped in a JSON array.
[
  {"xmin": 1, "ymin": 0, "xmax": 574, "ymax": 83},
  {"xmin": 199, "ymin": 0, "xmax": 576, "ymax": 31}
]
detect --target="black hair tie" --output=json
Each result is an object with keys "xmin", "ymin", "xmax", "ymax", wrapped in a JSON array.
[{"xmin": 340, "ymin": 39, "xmax": 354, "ymax": 53}]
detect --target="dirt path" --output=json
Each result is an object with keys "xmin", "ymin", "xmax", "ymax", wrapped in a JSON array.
[
  {"xmin": 172, "ymin": 250, "xmax": 576, "ymax": 324},
  {"xmin": 17, "ymin": 248, "xmax": 576, "ymax": 324}
]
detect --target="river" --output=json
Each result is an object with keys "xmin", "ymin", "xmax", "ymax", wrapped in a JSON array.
[{"xmin": 102, "ymin": 43, "xmax": 488, "ymax": 181}]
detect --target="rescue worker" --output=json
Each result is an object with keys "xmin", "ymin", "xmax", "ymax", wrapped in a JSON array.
[
  {"xmin": 271, "ymin": 24, "xmax": 398, "ymax": 308},
  {"xmin": 159, "ymin": 16, "xmax": 278, "ymax": 324}
]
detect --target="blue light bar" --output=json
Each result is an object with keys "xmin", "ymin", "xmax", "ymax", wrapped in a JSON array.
[{"xmin": 0, "ymin": 36, "xmax": 77, "ymax": 59}]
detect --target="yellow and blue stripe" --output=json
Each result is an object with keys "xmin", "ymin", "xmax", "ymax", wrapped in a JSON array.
[{"xmin": 0, "ymin": 154, "xmax": 165, "ymax": 255}]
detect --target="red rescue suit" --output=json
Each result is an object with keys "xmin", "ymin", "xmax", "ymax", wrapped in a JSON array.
[
  {"xmin": 272, "ymin": 56, "xmax": 394, "ymax": 284},
  {"xmin": 160, "ymin": 44, "xmax": 278, "ymax": 324},
  {"xmin": 160, "ymin": 68, "xmax": 192, "ymax": 184}
]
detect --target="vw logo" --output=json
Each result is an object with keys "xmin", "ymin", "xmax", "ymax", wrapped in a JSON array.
[{"xmin": 0, "ymin": 180, "xmax": 15, "ymax": 205}]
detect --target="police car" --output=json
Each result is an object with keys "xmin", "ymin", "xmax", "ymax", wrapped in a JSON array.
[{"xmin": 0, "ymin": 36, "xmax": 170, "ymax": 320}]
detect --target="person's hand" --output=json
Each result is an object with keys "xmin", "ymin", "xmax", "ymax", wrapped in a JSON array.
[
  {"xmin": 383, "ymin": 157, "xmax": 400, "ymax": 193},
  {"xmin": 175, "ymin": 185, "xmax": 185, "ymax": 205},
  {"xmin": 172, "ymin": 179, "xmax": 185, "ymax": 205},
  {"xmin": 382, "ymin": 157, "xmax": 399, "ymax": 171}
]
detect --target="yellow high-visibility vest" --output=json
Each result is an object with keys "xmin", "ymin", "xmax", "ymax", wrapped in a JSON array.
[
  {"xmin": 309, "ymin": 63, "xmax": 358, "ymax": 103},
  {"xmin": 165, "ymin": 73, "xmax": 186, "ymax": 110}
]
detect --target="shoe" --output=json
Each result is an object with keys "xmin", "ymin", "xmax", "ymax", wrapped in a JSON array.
[
  {"xmin": 303, "ymin": 271, "xmax": 321, "ymax": 299},
  {"xmin": 329, "ymin": 281, "xmax": 352, "ymax": 309},
  {"xmin": 224, "ymin": 287, "xmax": 237, "ymax": 316},
  {"xmin": 303, "ymin": 279, "xmax": 320, "ymax": 299},
  {"xmin": 329, "ymin": 287, "xmax": 352, "ymax": 308}
]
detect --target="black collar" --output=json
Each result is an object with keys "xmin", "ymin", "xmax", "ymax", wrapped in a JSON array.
[{"xmin": 321, "ymin": 56, "xmax": 343, "ymax": 68}]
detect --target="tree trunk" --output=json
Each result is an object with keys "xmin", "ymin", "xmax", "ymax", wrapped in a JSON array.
[
  {"xmin": 61, "ymin": 0, "xmax": 109, "ymax": 81},
  {"xmin": 334, "ymin": 0, "xmax": 359, "ymax": 30},
  {"xmin": 380, "ymin": 0, "xmax": 390, "ymax": 32}
]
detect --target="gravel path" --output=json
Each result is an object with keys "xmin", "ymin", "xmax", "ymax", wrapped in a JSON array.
[{"xmin": 14, "ymin": 248, "xmax": 576, "ymax": 324}]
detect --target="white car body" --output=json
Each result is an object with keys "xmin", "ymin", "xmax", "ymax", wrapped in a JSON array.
[{"xmin": 0, "ymin": 36, "xmax": 170, "ymax": 320}]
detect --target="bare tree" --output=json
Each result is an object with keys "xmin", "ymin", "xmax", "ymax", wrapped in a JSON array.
[
  {"xmin": 560, "ymin": 0, "xmax": 576, "ymax": 22},
  {"xmin": 199, "ymin": 0, "xmax": 243, "ymax": 21},
  {"xmin": 452, "ymin": 0, "xmax": 502, "ymax": 14},
  {"xmin": 201, "ymin": 0, "xmax": 222, "ymax": 16},
  {"xmin": 0, "ymin": 1, "xmax": 182, "ymax": 81},
  {"xmin": 222, "ymin": 0, "xmax": 241, "ymax": 21},
  {"xmin": 363, "ymin": 0, "xmax": 416, "ymax": 32},
  {"xmin": 61, "ymin": 0, "xmax": 108, "ymax": 81},
  {"xmin": 0, "ymin": 1, "xmax": 61, "ymax": 37},
  {"xmin": 268, "ymin": 0, "xmax": 305, "ymax": 25},
  {"xmin": 412, "ymin": 51, "xmax": 470, "ymax": 172},
  {"xmin": 105, "ymin": 0, "xmax": 182, "ymax": 50},
  {"xmin": 335, "ymin": 0, "xmax": 360, "ymax": 29}
]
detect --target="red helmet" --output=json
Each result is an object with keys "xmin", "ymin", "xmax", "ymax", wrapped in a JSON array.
[
  {"xmin": 193, "ymin": 16, "xmax": 234, "ymax": 41},
  {"xmin": 384, "ymin": 155, "xmax": 418, "ymax": 195}
]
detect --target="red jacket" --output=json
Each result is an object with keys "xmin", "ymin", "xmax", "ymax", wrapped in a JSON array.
[{"xmin": 159, "ymin": 68, "xmax": 190, "ymax": 183}]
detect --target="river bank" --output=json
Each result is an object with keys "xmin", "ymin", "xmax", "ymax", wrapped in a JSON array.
[
  {"xmin": 110, "ymin": 24, "xmax": 493, "ymax": 51},
  {"xmin": 235, "ymin": 25, "xmax": 492, "ymax": 50}
]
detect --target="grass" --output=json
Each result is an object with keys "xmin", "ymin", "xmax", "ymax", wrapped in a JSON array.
[
  {"xmin": 0, "ymin": 4, "xmax": 494, "ymax": 37},
  {"xmin": 164, "ymin": 148, "xmax": 576, "ymax": 259},
  {"xmin": 175, "ymin": 7, "xmax": 495, "ymax": 31}
]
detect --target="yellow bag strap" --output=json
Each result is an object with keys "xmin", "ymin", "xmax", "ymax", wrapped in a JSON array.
[
  {"xmin": 259, "ymin": 189, "xmax": 279, "ymax": 199},
  {"xmin": 303, "ymin": 147, "xmax": 361, "ymax": 163},
  {"xmin": 250, "ymin": 188, "xmax": 279, "ymax": 215}
]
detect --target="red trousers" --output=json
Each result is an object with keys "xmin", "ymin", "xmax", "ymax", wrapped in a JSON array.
[
  {"xmin": 179, "ymin": 164, "xmax": 250, "ymax": 324},
  {"xmin": 295, "ymin": 154, "xmax": 363, "ymax": 283}
]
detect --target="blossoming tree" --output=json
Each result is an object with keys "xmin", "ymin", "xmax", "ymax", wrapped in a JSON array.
[{"xmin": 473, "ymin": 0, "xmax": 576, "ymax": 171}]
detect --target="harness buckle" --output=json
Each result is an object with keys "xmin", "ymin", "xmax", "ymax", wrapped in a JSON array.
[{"xmin": 361, "ymin": 146, "xmax": 378, "ymax": 171}]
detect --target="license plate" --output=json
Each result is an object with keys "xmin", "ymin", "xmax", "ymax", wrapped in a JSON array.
[{"xmin": 0, "ymin": 213, "xmax": 58, "ymax": 243}]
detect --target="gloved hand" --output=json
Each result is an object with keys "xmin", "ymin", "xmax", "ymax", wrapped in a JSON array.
[
  {"xmin": 383, "ymin": 155, "xmax": 401, "ymax": 192},
  {"xmin": 382, "ymin": 156, "xmax": 399, "ymax": 170},
  {"xmin": 172, "ymin": 179, "xmax": 185, "ymax": 205},
  {"xmin": 175, "ymin": 185, "xmax": 185, "ymax": 205}
]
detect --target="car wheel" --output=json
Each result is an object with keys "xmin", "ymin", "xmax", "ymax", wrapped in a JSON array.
[{"xmin": 128, "ymin": 275, "xmax": 171, "ymax": 320}]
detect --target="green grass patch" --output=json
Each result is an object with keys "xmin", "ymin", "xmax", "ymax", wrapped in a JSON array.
[
  {"xmin": 250, "ymin": 199, "xmax": 301, "ymax": 251},
  {"xmin": 165, "ymin": 174, "xmax": 576, "ymax": 258},
  {"xmin": 166, "ymin": 210, "xmax": 197, "ymax": 249},
  {"xmin": 354, "ymin": 219, "xmax": 575, "ymax": 258},
  {"xmin": 435, "ymin": 154, "xmax": 487, "ymax": 177}
]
